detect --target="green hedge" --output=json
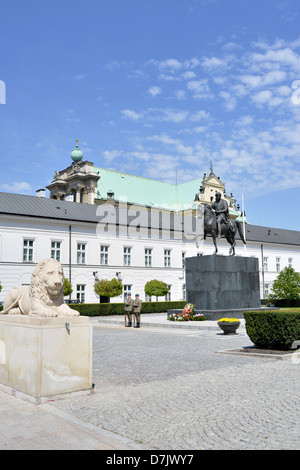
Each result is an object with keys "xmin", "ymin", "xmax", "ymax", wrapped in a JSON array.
[
  {"xmin": 243, "ymin": 310, "xmax": 300, "ymax": 350},
  {"xmin": 69, "ymin": 300, "xmax": 186, "ymax": 317},
  {"xmin": 0, "ymin": 301, "xmax": 186, "ymax": 316}
]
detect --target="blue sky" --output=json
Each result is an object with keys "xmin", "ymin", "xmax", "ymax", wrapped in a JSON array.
[{"xmin": 0, "ymin": 0, "xmax": 300, "ymax": 230}]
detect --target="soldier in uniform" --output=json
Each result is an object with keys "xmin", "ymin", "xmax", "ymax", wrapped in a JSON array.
[
  {"xmin": 124, "ymin": 293, "xmax": 134, "ymax": 327},
  {"xmin": 133, "ymin": 294, "xmax": 142, "ymax": 328},
  {"xmin": 211, "ymin": 192, "xmax": 234, "ymax": 239}
]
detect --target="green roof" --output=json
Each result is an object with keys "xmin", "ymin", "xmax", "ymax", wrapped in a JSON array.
[
  {"xmin": 94, "ymin": 167, "xmax": 203, "ymax": 211},
  {"xmin": 93, "ymin": 167, "xmax": 242, "ymax": 219}
]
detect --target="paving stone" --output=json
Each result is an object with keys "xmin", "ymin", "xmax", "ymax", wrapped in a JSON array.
[{"xmin": 48, "ymin": 322, "xmax": 300, "ymax": 450}]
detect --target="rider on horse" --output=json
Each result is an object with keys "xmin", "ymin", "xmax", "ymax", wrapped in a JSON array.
[{"xmin": 211, "ymin": 192, "xmax": 234, "ymax": 239}]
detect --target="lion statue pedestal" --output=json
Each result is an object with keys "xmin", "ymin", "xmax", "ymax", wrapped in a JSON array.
[{"xmin": 0, "ymin": 259, "xmax": 93, "ymax": 403}]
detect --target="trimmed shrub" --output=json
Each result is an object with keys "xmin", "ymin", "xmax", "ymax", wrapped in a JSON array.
[
  {"xmin": 68, "ymin": 303, "xmax": 124, "ymax": 316},
  {"xmin": 68, "ymin": 300, "xmax": 186, "ymax": 317},
  {"xmin": 243, "ymin": 310, "xmax": 300, "ymax": 350},
  {"xmin": 0, "ymin": 301, "xmax": 186, "ymax": 316},
  {"xmin": 272, "ymin": 299, "xmax": 300, "ymax": 308}
]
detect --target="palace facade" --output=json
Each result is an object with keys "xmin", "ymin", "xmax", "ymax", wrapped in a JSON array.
[{"xmin": 0, "ymin": 141, "xmax": 299, "ymax": 304}]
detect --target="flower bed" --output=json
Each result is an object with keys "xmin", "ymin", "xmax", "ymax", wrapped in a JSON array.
[
  {"xmin": 168, "ymin": 304, "xmax": 206, "ymax": 322},
  {"xmin": 218, "ymin": 317, "xmax": 240, "ymax": 323}
]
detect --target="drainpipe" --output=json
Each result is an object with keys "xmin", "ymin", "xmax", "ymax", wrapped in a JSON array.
[
  {"xmin": 69, "ymin": 224, "xmax": 72, "ymax": 301},
  {"xmin": 261, "ymin": 244, "xmax": 265, "ymax": 299}
]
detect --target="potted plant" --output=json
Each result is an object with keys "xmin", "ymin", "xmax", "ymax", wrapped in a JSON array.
[{"xmin": 217, "ymin": 317, "xmax": 240, "ymax": 334}]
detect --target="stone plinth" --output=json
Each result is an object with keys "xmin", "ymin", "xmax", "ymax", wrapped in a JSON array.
[
  {"xmin": 0, "ymin": 315, "xmax": 93, "ymax": 404},
  {"xmin": 185, "ymin": 255, "xmax": 261, "ymax": 319}
]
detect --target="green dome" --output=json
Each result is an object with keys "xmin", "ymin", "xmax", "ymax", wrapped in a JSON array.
[{"xmin": 71, "ymin": 139, "xmax": 83, "ymax": 162}]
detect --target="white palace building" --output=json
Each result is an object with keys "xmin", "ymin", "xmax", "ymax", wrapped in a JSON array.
[{"xmin": 0, "ymin": 140, "xmax": 299, "ymax": 304}]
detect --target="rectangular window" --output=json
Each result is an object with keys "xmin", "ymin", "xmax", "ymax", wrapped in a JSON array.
[
  {"xmin": 51, "ymin": 241, "xmax": 61, "ymax": 262},
  {"xmin": 182, "ymin": 283, "xmax": 186, "ymax": 300},
  {"xmin": 76, "ymin": 284, "xmax": 85, "ymax": 303},
  {"xmin": 77, "ymin": 243, "xmax": 86, "ymax": 264},
  {"xmin": 165, "ymin": 285, "xmax": 171, "ymax": 301},
  {"xmin": 264, "ymin": 283, "xmax": 269, "ymax": 298},
  {"xmin": 288, "ymin": 258, "xmax": 293, "ymax": 268},
  {"xmin": 145, "ymin": 248, "xmax": 152, "ymax": 267},
  {"xmin": 263, "ymin": 257, "xmax": 268, "ymax": 272},
  {"xmin": 100, "ymin": 245, "xmax": 109, "ymax": 265},
  {"xmin": 23, "ymin": 239, "xmax": 34, "ymax": 262},
  {"xmin": 123, "ymin": 247, "xmax": 132, "ymax": 266},
  {"xmin": 164, "ymin": 249, "xmax": 171, "ymax": 267},
  {"xmin": 276, "ymin": 257, "xmax": 281, "ymax": 273},
  {"xmin": 123, "ymin": 284, "xmax": 132, "ymax": 302},
  {"xmin": 182, "ymin": 252, "xmax": 186, "ymax": 269}
]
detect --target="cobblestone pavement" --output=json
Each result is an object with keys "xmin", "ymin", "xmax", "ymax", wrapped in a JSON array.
[{"xmin": 48, "ymin": 322, "xmax": 300, "ymax": 450}]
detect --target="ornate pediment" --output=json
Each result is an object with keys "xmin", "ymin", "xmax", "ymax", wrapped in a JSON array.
[{"xmin": 204, "ymin": 174, "xmax": 224, "ymax": 190}]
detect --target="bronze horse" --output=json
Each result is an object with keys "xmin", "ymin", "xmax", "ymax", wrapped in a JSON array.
[{"xmin": 197, "ymin": 203, "xmax": 246, "ymax": 255}]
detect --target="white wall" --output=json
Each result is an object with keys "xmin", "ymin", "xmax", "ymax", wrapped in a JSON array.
[{"xmin": 0, "ymin": 214, "xmax": 299, "ymax": 303}]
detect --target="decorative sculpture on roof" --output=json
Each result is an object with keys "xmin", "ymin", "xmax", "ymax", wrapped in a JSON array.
[
  {"xmin": 71, "ymin": 138, "xmax": 83, "ymax": 163},
  {"xmin": 1, "ymin": 258, "xmax": 80, "ymax": 317}
]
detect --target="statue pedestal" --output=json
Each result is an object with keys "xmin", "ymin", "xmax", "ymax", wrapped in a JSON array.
[
  {"xmin": 0, "ymin": 315, "xmax": 93, "ymax": 404},
  {"xmin": 185, "ymin": 255, "xmax": 261, "ymax": 319}
]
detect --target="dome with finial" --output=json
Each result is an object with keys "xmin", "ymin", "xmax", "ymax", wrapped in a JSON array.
[{"xmin": 71, "ymin": 138, "xmax": 83, "ymax": 162}]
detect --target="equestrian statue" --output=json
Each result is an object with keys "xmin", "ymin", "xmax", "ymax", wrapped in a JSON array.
[{"xmin": 197, "ymin": 192, "xmax": 246, "ymax": 256}]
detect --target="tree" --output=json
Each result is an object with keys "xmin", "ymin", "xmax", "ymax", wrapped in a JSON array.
[
  {"xmin": 63, "ymin": 278, "xmax": 73, "ymax": 297},
  {"xmin": 94, "ymin": 278, "xmax": 123, "ymax": 301},
  {"xmin": 144, "ymin": 279, "xmax": 169, "ymax": 301},
  {"xmin": 268, "ymin": 266, "xmax": 300, "ymax": 306},
  {"xmin": 0, "ymin": 281, "xmax": 2, "ymax": 293}
]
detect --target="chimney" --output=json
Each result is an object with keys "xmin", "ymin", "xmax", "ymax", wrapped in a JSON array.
[{"xmin": 36, "ymin": 189, "xmax": 46, "ymax": 198}]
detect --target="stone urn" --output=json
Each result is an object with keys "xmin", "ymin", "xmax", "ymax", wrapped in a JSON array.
[{"xmin": 217, "ymin": 319, "xmax": 241, "ymax": 335}]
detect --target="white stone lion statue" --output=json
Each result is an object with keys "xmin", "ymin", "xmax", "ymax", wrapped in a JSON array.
[{"xmin": 1, "ymin": 258, "xmax": 80, "ymax": 317}]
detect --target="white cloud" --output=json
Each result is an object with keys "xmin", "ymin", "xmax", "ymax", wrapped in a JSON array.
[
  {"xmin": 0, "ymin": 182, "xmax": 32, "ymax": 194},
  {"xmin": 148, "ymin": 133, "xmax": 193, "ymax": 156},
  {"xmin": 189, "ymin": 110, "xmax": 210, "ymax": 121},
  {"xmin": 183, "ymin": 58, "xmax": 200, "ymax": 69},
  {"xmin": 111, "ymin": 37, "xmax": 300, "ymax": 201},
  {"xmin": 121, "ymin": 109, "xmax": 143, "ymax": 120},
  {"xmin": 202, "ymin": 56, "xmax": 228, "ymax": 69},
  {"xmin": 240, "ymin": 70, "xmax": 287, "ymax": 89},
  {"xmin": 73, "ymin": 74, "xmax": 87, "ymax": 80},
  {"xmin": 121, "ymin": 107, "xmax": 189, "ymax": 124},
  {"xmin": 186, "ymin": 79, "xmax": 213, "ymax": 99},
  {"xmin": 219, "ymin": 91, "xmax": 237, "ymax": 110},
  {"xmin": 235, "ymin": 115, "xmax": 254, "ymax": 126},
  {"xmin": 148, "ymin": 57, "xmax": 200, "ymax": 72},
  {"xmin": 181, "ymin": 71, "xmax": 197, "ymax": 80},
  {"xmin": 158, "ymin": 74, "xmax": 179, "ymax": 82},
  {"xmin": 160, "ymin": 109, "xmax": 189, "ymax": 123},
  {"xmin": 103, "ymin": 150, "xmax": 124, "ymax": 162},
  {"xmin": 148, "ymin": 134, "xmax": 181, "ymax": 146},
  {"xmin": 148, "ymin": 86, "xmax": 162, "ymax": 97},
  {"xmin": 251, "ymin": 90, "xmax": 273, "ymax": 105},
  {"xmin": 150, "ymin": 58, "xmax": 183, "ymax": 71},
  {"xmin": 250, "ymin": 47, "xmax": 300, "ymax": 71},
  {"xmin": 175, "ymin": 89, "xmax": 186, "ymax": 100}
]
